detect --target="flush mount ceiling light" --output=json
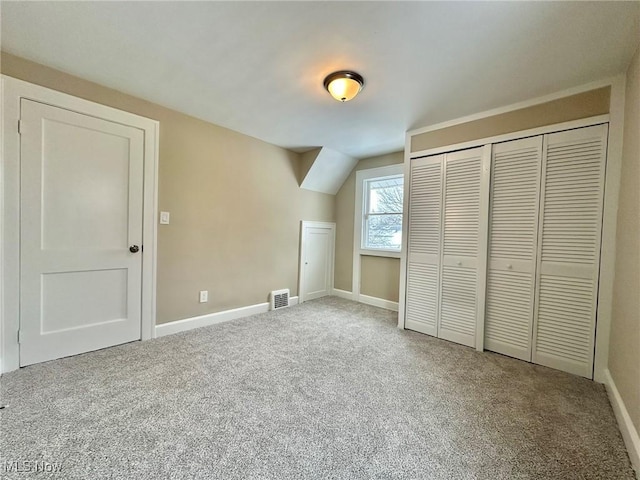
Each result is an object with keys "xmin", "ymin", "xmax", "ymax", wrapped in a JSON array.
[{"xmin": 323, "ymin": 71, "xmax": 364, "ymax": 102}]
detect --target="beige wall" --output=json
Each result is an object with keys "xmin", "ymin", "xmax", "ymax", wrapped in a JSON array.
[
  {"xmin": 609, "ymin": 44, "xmax": 640, "ymax": 434},
  {"xmin": 1, "ymin": 52, "xmax": 335, "ymax": 324},
  {"xmin": 299, "ymin": 148, "xmax": 321, "ymax": 185},
  {"xmin": 360, "ymin": 255, "xmax": 401, "ymax": 302},
  {"xmin": 334, "ymin": 151, "xmax": 403, "ymax": 300},
  {"xmin": 411, "ymin": 87, "xmax": 610, "ymax": 152}
]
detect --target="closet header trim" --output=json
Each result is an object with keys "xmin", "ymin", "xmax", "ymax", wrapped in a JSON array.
[{"xmin": 410, "ymin": 115, "xmax": 609, "ymax": 160}]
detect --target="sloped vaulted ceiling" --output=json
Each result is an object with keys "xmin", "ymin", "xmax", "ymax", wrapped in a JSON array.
[{"xmin": 2, "ymin": 2, "xmax": 639, "ymax": 159}]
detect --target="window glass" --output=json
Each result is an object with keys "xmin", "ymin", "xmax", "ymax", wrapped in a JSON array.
[{"xmin": 363, "ymin": 176, "xmax": 403, "ymax": 251}]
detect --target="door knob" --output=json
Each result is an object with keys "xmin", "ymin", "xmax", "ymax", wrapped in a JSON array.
[{"xmin": 129, "ymin": 245, "xmax": 140, "ymax": 253}]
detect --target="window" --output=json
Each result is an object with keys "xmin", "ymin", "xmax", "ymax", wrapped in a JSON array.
[
  {"xmin": 355, "ymin": 164, "xmax": 404, "ymax": 257},
  {"xmin": 363, "ymin": 176, "xmax": 404, "ymax": 251}
]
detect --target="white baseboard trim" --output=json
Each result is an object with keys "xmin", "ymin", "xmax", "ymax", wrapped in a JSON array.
[
  {"xmin": 331, "ymin": 289, "xmax": 398, "ymax": 312},
  {"xmin": 359, "ymin": 294, "xmax": 399, "ymax": 312},
  {"xmin": 604, "ymin": 369, "xmax": 640, "ymax": 475},
  {"xmin": 155, "ymin": 296, "xmax": 299, "ymax": 338},
  {"xmin": 332, "ymin": 288, "xmax": 354, "ymax": 300}
]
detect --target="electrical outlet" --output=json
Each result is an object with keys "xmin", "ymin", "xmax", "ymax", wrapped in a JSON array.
[
  {"xmin": 160, "ymin": 211, "xmax": 170, "ymax": 225},
  {"xmin": 199, "ymin": 290, "xmax": 208, "ymax": 303}
]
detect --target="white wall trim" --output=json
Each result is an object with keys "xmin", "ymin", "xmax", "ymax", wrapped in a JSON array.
[
  {"xmin": 359, "ymin": 294, "xmax": 399, "ymax": 312},
  {"xmin": 358, "ymin": 249, "xmax": 401, "ymax": 259},
  {"xmin": 0, "ymin": 76, "xmax": 5, "ymax": 374},
  {"xmin": 331, "ymin": 288, "xmax": 354, "ymax": 301},
  {"xmin": 0, "ymin": 76, "xmax": 159, "ymax": 373},
  {"xmin": 407, "ymin": 76, "xmax": 616, "ymax": 137},
  {"xmin": 299, "ymin": 221, "xmax": 335, "ymax": 304},
  {"xmin": 332, "ymin": 289, "xmax": 398, "ymax": 312},
  {"xmin": 474, "ymin": 145, "xmax": 492, "ymax": 352},
  {"xmin": 410, "ymin": 114, "xmax": 610, "ymax": 160},
  {"xmin": 353, "ymin": 164, "xmax": 404, "ymax": 302},
  {"xmin": 155, "ymin": 296, "xmax": 299, "ymax": 338},
  {"xmin": 147, "ymin": 121, "xmax": 160, "ymax": 340},
  {"xmin": 593, "ymin": 75, "xmax": 626, "ymax": 383},
  {"xmin": 397, "ymin": 134, "xmax": 412, "ymax": 329},
  {"xmin": 604, "ymin": 369, "xmax": 640, "ymax": 475}
]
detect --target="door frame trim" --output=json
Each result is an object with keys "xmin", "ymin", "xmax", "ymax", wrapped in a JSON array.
[
  {"xmin": 0, "ymin": 76, "xmax": 159, "ymax": 373},
  {"xmin": 298, "ymin": 221, "xmax": 336, "ymax": 304}
]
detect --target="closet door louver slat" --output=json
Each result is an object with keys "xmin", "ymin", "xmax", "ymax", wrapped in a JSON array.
[
  {"xmin": 440, "ymin": 265, "xmax": 477, "ymax": 339},
  {"xmin": 406, "ymin": 263, "xmax": 439, "ymax": 335},
  {"xmin": 405, "ymin": 156, "xmax": 443, "ymax": 336},
  {"xmin": 532, "ymin": 124, "xmax": 608, "ymax": 378},
  {"xmin": 438, "ymin": 147, "xmax": 486, "ymax": 348},
  {"xmin": 484, "ymin": 137, "xmax": 542, "ymax": 361}
]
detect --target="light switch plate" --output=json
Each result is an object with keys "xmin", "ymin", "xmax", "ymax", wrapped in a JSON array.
[
  {"xmin": 199, "ymin": 290, "xmax": 208, "ymax": 303},
  {"xmin": 160, "ymin": 211, "xmax": 170, "ymax": 225}
]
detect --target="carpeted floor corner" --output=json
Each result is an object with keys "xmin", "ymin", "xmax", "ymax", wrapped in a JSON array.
[{"xmin": 0, "ymin": 297, "xmax": 635, "ymax": 479}]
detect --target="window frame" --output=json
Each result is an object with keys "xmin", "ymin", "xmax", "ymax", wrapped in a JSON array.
[{"xmin": 354, "ymin": 164, "xmax": 404, "ymax": 259}]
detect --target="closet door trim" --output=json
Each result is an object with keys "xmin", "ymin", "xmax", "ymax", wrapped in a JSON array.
[
  {"xmin": 409, "ymin": 115, "xmax": 609, "ymax": 160},
  {"xmin": 475, "ymin": 145, "xmax": 491, "ymax": 351}
]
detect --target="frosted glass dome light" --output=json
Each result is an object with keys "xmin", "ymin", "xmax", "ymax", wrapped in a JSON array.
[{"xmin": 323, "ymin": 71, "xmax": 364, "ymax": 102}]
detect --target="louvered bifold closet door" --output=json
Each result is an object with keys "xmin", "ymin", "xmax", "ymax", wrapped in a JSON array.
[
  {"xmin": 485, "ymin": 137, "xmax": 542, "ymax": 361},
  {"xmin": 439, "ymin": 147, "xmax": 489, "ymax": 348},
  {"xmin": 405, "ymin": 155, "xmax": 443, "ymax": 336},
  {"xmin": 532, "ymin": 124, "xmax": 608, "ymax": 378}
]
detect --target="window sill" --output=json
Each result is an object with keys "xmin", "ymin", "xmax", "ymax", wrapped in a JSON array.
[{"xmin": 358, "ymin": 249, "xmax": 401, "ymax": 259}]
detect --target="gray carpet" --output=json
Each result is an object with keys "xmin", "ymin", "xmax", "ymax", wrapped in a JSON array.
[{"xmin": 0, "ymin": 297, "xmax": 634, "ymax": 479}]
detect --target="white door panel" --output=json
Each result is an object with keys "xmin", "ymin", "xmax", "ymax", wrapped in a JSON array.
[
  {"xmin": 485, "ymin": 269, "xmax": 535, "ymax": 360},
  {"xmin": 405, "ymin": 147, "xmax": 490, "ymax": 348},
  {"xmin": 39, "ymin": 119, "xmax": 132, "ymax": 250},
  {"xmin": 439, "ymin": 264, "xmax": 477, "ymax": 347},
  {"xmin": 301, "ymin": 223, "xmax": 335, "ymax": 302},
  {"xmin": 405, "ymin": 156, "xmax": 443, "ymax": 336},
  {"xmin": 20, "ymin": 99, "xmax": 144, "ymax": 366},
  {"xmin": 305, "ymin": 230, "xmax": 330, "ymax": 298},
  {"xmin": 485, "ymin": 136, "xmax": 542, "ymax": 361},
  {"xmin": 532, "ymin": 124, "xmax": 608, "ymax": 378},
  {"xmin": 41, "ymin": 269, "xmax": 128, "ymax": 332},
  {"xmin": 438, "ymin": 147, "xmax": 487, "ymax": 348}
]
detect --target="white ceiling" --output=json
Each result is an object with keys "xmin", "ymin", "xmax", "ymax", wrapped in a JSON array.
[{"xmin": 2, "ymin": 1, "xmax": 639, "ymax": 159}]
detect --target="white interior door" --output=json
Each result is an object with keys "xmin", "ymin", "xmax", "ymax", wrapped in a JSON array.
[
  {"xmin": 532, "ymin": 124, "xmax": 608, "ymax": 378},
  {"xmin": 300, "ymin": 222, "xmax": 335, "ymax": 302},
  {"xmin": 405, "ymin": 155, "xmax": 443, "ymax": 336},
  {"xmin": 19, "ymin": 99, "xmax": 145, "ymax": 366},
  {"xmin": 485, "ymin": 136, "xmax": 543, "ymax": 361},
  {"xmin": 438, "ymin": 147, "xmax": 488, "ymax": 348}
]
